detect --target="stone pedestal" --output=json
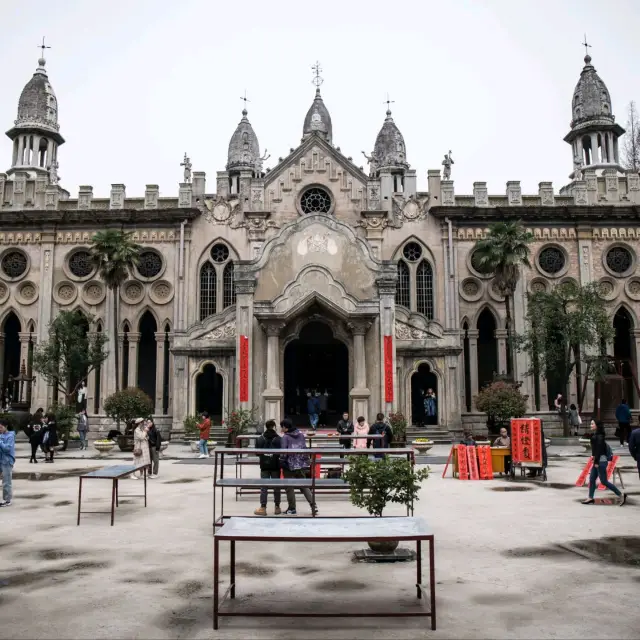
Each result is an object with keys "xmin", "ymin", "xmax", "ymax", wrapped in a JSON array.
[
  {"xmin": 348, "ymin": 320, "xmax": 372, "ymax": 419},
  {"xmin": 261, "ymin": 322, "xmax": 285, "ymax": 420}
]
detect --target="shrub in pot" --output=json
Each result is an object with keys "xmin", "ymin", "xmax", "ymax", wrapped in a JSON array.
[
  {"xmin": 388, "ymin": 411, "xmax": 407, "ymax": 446},
  {"xmin": 183, "ymin": 414, "xmax": 201, "ymax": 442},
  {"xmin": 343, "ymin": 455, "xmax": 429, "ymax": 552},
  {"xmin": 104, "ymin": 388, "xmax": 154, "ymax": 451},
  {"xmin": 474, "ymin": 381, "xmax": 528, "ymax": 436}
]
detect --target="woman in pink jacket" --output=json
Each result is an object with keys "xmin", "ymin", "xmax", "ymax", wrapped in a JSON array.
[{"xmin": 353, "ymin": 416, "xmax": 369, "ymax": 448}]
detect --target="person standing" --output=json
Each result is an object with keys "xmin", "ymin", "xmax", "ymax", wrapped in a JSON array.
[
  {"xmin": 318, "ymin": 391, "xmax": 329, "ymax": 428},
  {"xmin": 628, "ymin": 419, "xmax": 640, "ymax": 479},
  {"xmin": 493, "ymin": 427, "xmax": 511, "ymax": 474},
  {"xmin": 25, "ymin": 409, "xmax": 44, "ymax": 463},
  {"xmin": 132, "ymin": 417, "xmax": 151, "ymax": 479},
  {"xmin": 582, "ymin": 419, "xmax": 626, "ymax": 505},
  {"xmin": 42, "ymin": 413, "xmax": 59, "ymax": 463},
  {"xmin": 280, "ymin": 418, "xmax": 318, "ymax": 516},
  {"xmin": 367, "ymin": 413, "xmax": 393, "ymax": 458},
  {"xmin": 336, "ymin": 412, "xmax": 354, "ymax": 450},
  {"xmin": 254, "ymin": 420, "xmax": 282, "ymax": 516},
  {"xmin": 146, "ymin": 418, "xmax": 162, "ymax": 478},
  {"xmin": 0, "ymin": 419, "xmax": 15, "ymax": 507},
  {"xmin": 353, "ymin": 416, "xmax": 369, "ymax": 449},
  {"xmin": 77, "ymin": 409, "xmax": 89, "ymax": 451},
  {"xmin": 307, "ymin": 393, "xmax": 320, "ymax": 431},
  {"xmin": 615, "ymin": 399, "xmax": 631, "ymax": 446},
  {"xmin": 423, "ymin": 388, "xmax": 437, "ymax": 425},
  {"xmin": 568, "ymin": 404, "xmax": 582, "ymax": 436},
  {"xmin": 197, "ymin": 412, "xmax": 211, "ymax": 459}
]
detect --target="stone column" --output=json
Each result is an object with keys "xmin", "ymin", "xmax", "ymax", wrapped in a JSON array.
[
  {"xmin": 234, "ymin": 271, "xmax": 256, "ymax": 409},
  {"xmin": 117, "ymin": 333, "xmax": 125, "ymax": 389},
  {"xmin": 376, "ymin": 272, "xmax": 398, "ymax": 413},
  {"xmin": 154, "ymin": 332, "xmax": 165, "ymax": 414},
  {"xmin": 590, "ymin": 133, "xmax": 598, "ymax": 164},
  {"xmin": 261, "ymin": 322, "xmax": 285, "ymax": 420},
  {"xmin": 127, "ymin": 332, "xmax": 140, "ymax": 390},
  {"xmin": 495, "ymin": 329, "xmax": 508, "ymax": 375},
  {"xmin": 86, "ymin": 331, "xmax": 98, "ymax": 415},
  {"xmin": 467, "ymin": 329, "xmax": 479, "ymax": 409},
  {"xmin": 168, "ymin": 334, "xmax": 174, "ymax": 415},
  {"xmin": 18, "ymin": 332, "xmax": 31, "ymax": 374},
  {"xmin": 17, "ymin": 137, "xmax": 24, "ymax": 165},
  {"xmin": 348, "ymin": 320, "xmax": 372, "ymax": 419}
]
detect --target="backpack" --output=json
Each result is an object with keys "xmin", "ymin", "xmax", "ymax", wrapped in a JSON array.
[
  {"xmin": 259, "ymin": 435, "xmax": 280, "ymax": 466},
  {"xmin": 605, "ymin": 442, "xmax": 613, "ymax": 462}
]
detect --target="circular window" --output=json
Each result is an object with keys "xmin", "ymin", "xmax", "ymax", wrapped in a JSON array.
[
  {"xmin": 606, "ymin": 246, "xmax": 633, "ymax": 275},
  {"xmin": 1, "ymin": 250, "xmax": 28, "ymax": 279},
  {"xmin": 470, "ymin": 249, "xmax": 493, "ymax": 277},
  {"xmin": 210, "ymin": 244, "xmax": 230, "ymax": 263},
  {"xmin": 538, "ymin": 247, "xmax": 566, "ymax": 275},
  {"xmin": 402, "ymin": 242, "xmax": 422, "ymax": 262},
  {"xmin": 68, "ymin": 250, "xmax": 94, "ymax": 278},
  {"xmin": 137, "ymin": 251, "xmax": 163, "ymax": 279},
  {"xmin": 300, "ymin": 187, "xmax": 332, "ymax": 214}
]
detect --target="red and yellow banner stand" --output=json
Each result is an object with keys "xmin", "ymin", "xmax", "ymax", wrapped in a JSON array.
[
  {"xmin": 575, "ymin": 455, "xmax": 621, "ymax": 491},
  {"xmin": 511, "ymin": 418, "xmax": 543, "ymax": 465},
  {"xmin": 442, "ymin": 444, "xmax": 494, "ymax": 480},
  {"xmin": 477, "ymin": 446, "xmax": 494, "ymax": 479},
  {"xmin": 457, "ymin": 444, "xmax": 469, "ymax": 480},
  {"xmin": 467, "ymin": 446, "xmax": 480, "ymax": 480}
]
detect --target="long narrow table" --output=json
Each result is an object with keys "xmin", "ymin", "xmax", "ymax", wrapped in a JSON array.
[
  {"xmin": 77, "ymin": 463, "xmax": 149, "ymax": 526},
  {"xmin": 213, "ymin": 447, "xmax": 416, "ymax": 527},
  {"xmin": 213, "ymin": 516, "xmax": 436, "ymax": 630}
]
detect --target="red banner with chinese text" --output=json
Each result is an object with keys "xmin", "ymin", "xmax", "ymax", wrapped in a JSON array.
[
  {"xmin": 467, "ymin": 446, "xmax": 480, "ymax": 480},
  {"xmin": 477, "ymin": 446, "xmax": 494, "ymax": 479},
  {"xmin": 383, "ymin": 335, "xmax": 394, "ymax": 403},
  {"xmin": 575, "ymin": 458, "xmax": 593, "ymax": 487},
  {"xmin": 511, "ymin": 418, "xmax": 542, "ymax": 464},
  {"xmin": 239, "ymin": 335, "xmax": 249, "ymax": 403},
  {"xmin": 456, "ymin": 444, "xmax": 469, "ymax": 480}
]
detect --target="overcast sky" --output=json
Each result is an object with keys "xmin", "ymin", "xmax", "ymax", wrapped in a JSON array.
[{"xmin": 1, "ymin": 0, "xmax": 639, "ymax": 198}]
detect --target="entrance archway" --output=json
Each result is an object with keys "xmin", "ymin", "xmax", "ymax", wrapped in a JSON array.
[
  {"xmin": 137, "ymin": 311, "xmax": 157, "ymax": 405},
  {"xmin": 195, "ymin": 364, "xmax": 223, "ymax": 423},
  {"xmin": 613, "ymin": 307, "xmax": 635, "ymax": 407},
  {"xmin": 411, "ymin": 363, "xmax": 438, "ymax": 426},
  {"xmin": 284, "ymin": 321, "xmax": 349, "ymax": 426},
  {"xmin": 477, "ymin": 309, "xmax": 498, "ymax": 391},
  {"xmin": 2, "ymin": 311, "xmax": 21, "ymax": 402}
]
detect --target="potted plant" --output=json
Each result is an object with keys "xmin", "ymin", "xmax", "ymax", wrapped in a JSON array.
[
  {"xmin": 388, "ymin": 412, "xmax": 407, "ymax": 446},
  {"xmin": 49, "ymin": 404, "xmax": 78, "ymax": 452},
  {"xmin": 93, "ymin": 439, "xmax": 115, "ymax": 455},
  {"xmin": 182, "ymin": 414, "xmax": 201, "ymax": 450},
  {"xmin": 343, "ymin": 456, "xmax": 429, "ymax": 552},
  {"xmin": 224, "ymin": 408, "xmax": 255, "ymax": 447},
  {"xmin": 475, "ymin": 381, "xmax": 528, "ymax": 436},
  {"xmin": 411, "ymin": 437, "xmax": 433, "ymax": 454},
  {"xmin": 104, "ymin": 388, "xmax": 154, "ymax": 451}
]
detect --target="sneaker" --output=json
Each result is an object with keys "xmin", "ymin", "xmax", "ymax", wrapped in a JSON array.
[
  {"xmin": 619, "ymin": 493, "xmax": 627, "ymax": 506},
  {"xmin": 198, "ymin": 454, "xmax": 206, "ymax": 459},
  {"xmin": 283, "ymin": 508, "xmax": 297, "ymax": 515},
  {"xmin": 581, "ymin": 498, "xmax": 595, "ymax": 504},
  {"xmin": 254, "ymin": 506, "xmax": 267, "ymax": 516},
  {"xmin": 149, "ymin": 475, "xmax": 156, "ymax": 479},
  {"xmin": 274, "ymin": 506, "xmax": 282, "ymax": 515},
  {"xmin": 131, "ymin": 475, "xmax": 139, "ymax": 480},
  {"xmin": 0, "ymin": 501, "xmax": 11, "ymax": 507}
]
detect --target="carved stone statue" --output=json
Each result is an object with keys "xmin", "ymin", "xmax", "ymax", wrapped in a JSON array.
[
  {"xmin": 573, "ymin": 154, "xmax": 583, "ymax": 181},
  {"xmin": 48, "ymin": 160, "xmax": 59, "ymax": 185},
  {"xmin": 442, "ymin": 151, "xmax": 454, "ymax": 180},
  {"xmin": 361, "ymin": 150, "xmax": 378, "ymax": 177},
  {"xmin": 254, "ymin": 149, "xmax": 270, "ymax": 178},
  {"xmin": 180, "ymin": 153, "xmax": 192, "ymax": 183}
]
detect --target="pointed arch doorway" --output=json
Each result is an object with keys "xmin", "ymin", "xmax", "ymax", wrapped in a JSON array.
[
  {"xmin": 411, "ymin": 363, "xmax": 438, "ymax": 426},
  {"xmin": 196, "ymin": 364, "xmax": 223, "ymax": 423}
]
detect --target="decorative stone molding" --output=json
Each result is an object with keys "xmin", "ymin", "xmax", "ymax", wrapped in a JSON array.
[
  {"xmin": 260, "ymin": 321, "xmax": 286, "ymax": 336},
  {"xmin": 82, "ymin": 280, "xmax": 106, "ymax": 305},
  {"xmin": 120, "ymin": 280, "xmax": 145, "ymax": 305},
  {"xmin": 376, "ymin": 276, "xmax": 397, "ymax": 296},
  {"xmin": 584, "ymin": 169, "xmax": 597, "ymax": 193},
  {"xmin": 201, "ymin": 321, "xmax": 236, "ymax": 341},
  {"xmin": 53, "ymin": 280, "xmax": 78, "ymax": 305},
  {"xmin": 109, "ymin": 184, "xmax": 126, "ymax": 210},
  {"xmin": 0, "ymin": 232, "xmax": 41, "ymax": 244},
  {"xmin": 149, "ymin": 279, "xmax": 174, "ymax": 305},
  {"xmin": 597, "ymin": 277, "xmax": 619, "ymax": 301},
  {"xmin": 604, "ymin": 169, "xmax": 618, "ymax": 194},
  {"xmin": 528, "ymin": 277, "xmax": 549, "ymax": 294},
  {"xmin": 347, "ymin": 320, "xmax": 372, "ymax": 335},
  {"xmin": 64, "ymin": 247, "xmax": 96, "ymax": 282},
  {"xmin": 573, "ymin": 180, "xmax": 587, "ymax": 205},
  {"xmin": 204, "ymin": 196, "xmax": 234, "ymax": 223},
  {"xmin": 400, "ymin": 196, "xmax": 425, "ymax": 221},
  {"xmin": 44, "ymin": 185, "xmax": 58, "ymax": 210},
  {"xmin": 506, "ymin": 181, "xmax": 522, "ymax": 205},
  {"xmin": 441, "ymin": 179, "xmax": 455, "ymax": 206},
  {"xmin": 0, "ymin": 248, "xmax": 30, "ymax": 282},
  {"xmin": 144, "ymin": 185, "xmax": 159, "ymax": 209},
  {"xmin": 357, "ymin": 210, "xmax": 388, "ymax": 230},
  {"xmin": 77, "ymin": 185, "xmax": 93, "ymax": 210},
  {"xmin": 16, "ymin": 280, "xmax": 38, "ymax": 305},
  {"xmin": 535, "ymin": 244, "xmax": 569, "ymax": 279},
  {"xmin": 488, "ymin": 280, "xmax": 505, "ymax": 301},
  {"xmin": 592, "ymin": 227, "xmax": 640, "ymax": 239},
  {"xmin": 395, "ymin": 320, "xmax": 429, "ymax": 340},
  {"xmin": 178, "ymin": 182, "xmax": 192, "ymax": 208},
  {"xmin": 627, "ymin": 173, "xmax": 640, "ymax": 192},
  {"xmin": 459, "ymin": 277, "xmax": 483, "ymax": 302},
  {"xmin": 473, "ymin": 182, "xmax": 488, "ymax": 206},
  {"xmin": 602, "ymin": 243, "xmax": 636, "ymax": 278},
  {"xmin": 538, "ymin": 182, "xmax": 554, "ymax": 206},
  {"xmin": 0, "ymin": 281, "xmax": 8, "ymax": 304},
  {"xmin": 624, "ymin": 277, "xmax": 640, "ymax": 301},
  {"xmin": 531, "ymin": 227, "xmax": 576, "ymax": 240}
]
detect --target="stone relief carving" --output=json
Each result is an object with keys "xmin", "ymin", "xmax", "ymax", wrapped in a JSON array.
[
  {"xmin": 296, "ymin": 233, "xmax": 337, "ymax": 255},
  {"xmin": 395, "ymin": 321, "xmax": 429, "ymax": 341},
  {"xmin": 400, "ymin": 196, "xmax": 425, "ymax": 221},
  {"xmin": 201, "ymin": 321, "xmax": 236, "ymax": 341}
]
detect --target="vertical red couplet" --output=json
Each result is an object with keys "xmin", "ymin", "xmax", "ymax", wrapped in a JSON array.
[
  {"xmin": 383, "ymin": 335, "xmax": 394, "ymax": 403},
  {"xmin": 239, "ymin": 335, "xmax": 249, "ymax": 403}
]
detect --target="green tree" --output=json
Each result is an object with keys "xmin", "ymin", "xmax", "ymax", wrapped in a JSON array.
[
  {"xmin": 472, "ymin": 221, "xmax": 534, "ymax": 376},
  {"xmin": 32, "ymin": 311, "xmax": 109, "ymax": 404},
  {"xmin": 90, "ymin": 230, "xmax": 141, "ymax": 392},
  {"xmin": 475, "ymin": 380, "xmax": 528, "ymax": 433},
  {"xmin": 515, "ymin": 281, "xmax": 614, "ymax": 436},
  {"xmin": 104, "ymin": 388, "xmax": 154, "ymax": 432}
]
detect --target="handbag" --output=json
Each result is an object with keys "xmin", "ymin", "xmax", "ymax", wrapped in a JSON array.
[
  {"xmin": 605, "ymin": 443, "xmax": 614, "ymax": 462},
  {"xmin": 133, "ymin": 444, "xmax": 142, "ymax": 457}
]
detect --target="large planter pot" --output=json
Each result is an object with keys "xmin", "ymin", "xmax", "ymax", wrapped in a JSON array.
[
  {"xmin": 94, "ymin": 441, "xmax": 115, "ymax": 455},
  {"xmin": 117, "ymin": 435, "xmax": 134, "ymax": 452},
  {"xmin": 412, "ymin": 440, "xmax": 434, "ymax": 455},
  {"xmin": 190, "ymin": 440, "xmax": 200, "ymax": 453},
  {"xmin": 66, "ymin": 440, "xmax": 82, "ymax": 450},
  {"xmin": 368, "ymin": 540, "xmax": 399, "ymax": 553}
]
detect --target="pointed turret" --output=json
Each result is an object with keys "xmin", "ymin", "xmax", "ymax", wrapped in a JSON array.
[{"xmin": 227, "ymin": 108, "xmax": 261, "ymax": 172}]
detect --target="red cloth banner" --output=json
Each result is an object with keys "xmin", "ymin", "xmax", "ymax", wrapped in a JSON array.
[
  {"xmin": 467, "ymin": 446, "xmax": 480, "ymax": 480},
  {"xmin": 239, "ymin": 335, "xmax": 249, "ymax": 402},
  {"xmin": 597, "ymin": 456, "xmax": 620, "ymax": 491},
  {"xmin": 457, "ymin": 444, "xmax": 469, "ymax": 480},
  {"xmin": 477, "ymin": 446, "xmax": 494, "ymax": 479},
  {"xmin": 383, "ymin": 335, "xmax": 394, "ymax": 403},
  {"xmin": 575, "ymin": 458, "xmax": 593, "ymax": 486},
  {"xmin": 510, "ymin": 418, "xmax": 542, "ymax": 464}
]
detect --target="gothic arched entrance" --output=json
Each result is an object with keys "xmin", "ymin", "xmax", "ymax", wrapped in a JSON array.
[
  {"xmin": 195, "ymin": 364, "xmax": 223, "ymax": 423},
  {"xmin": 1, "ymin": 311, "xmax": 21, "ymax": 403},
  {"xmin": 477, "ymin": 309, "xmax": 498, "ymax": 391},
  {"xmin": 137, "ymin": 311, "xmax": 157, "ymax": 406},
  {"xmin": 284, "ymin": 321, "xmax": 349, "ymax": 427},
  {"xmin": 613, "ymin": 307, "xmax": 636, "ymax": 407},
  {"xmin": 411, "ymin": 363, "xmax": 438, "ymax": 426}
]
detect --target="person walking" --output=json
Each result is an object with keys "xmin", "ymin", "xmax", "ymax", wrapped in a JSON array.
[
  {"xmin": 0, "ymin": 419, "xmax": 15, "ymax": 507},
  {"xmin": 132, "ymin": 417, "xmax": 151, "ymax": 479},
  {"xmin": 353, "ymin": 416, "xmax": 369, "ymax": 449},
  {"xmin": 280, "ymin": 418, "xmax": 318, "ymax": 516},
  {"xmin": 42, "ymin": 413, "xmax": 59, "ymax": 463},
  {"xmin": 317, "ymin": 391, "xmax": 329, "ymax": 428},
  {"xmin": 568, "ymin": 404, "xmax": 582, "ymax": 436},
  {"xmin": 25, "ymin": 409, "xmax": 44, "ymax": 463},
  {"xmin": 367, "ymin": 413, "xmax": 393, "ymax": 458},
  {"xmin": 146, "ymin": 418, "xmax": 162, "ymax": 478},
  {"xmin": 197, "ymin": 412, "xmax": 211, "ymax": 459},
  {"xmin": 582, "ymin": 419, "xmax": 626, "ymax": 505},
  {"xmin": 615, "ymin": 399, "xmax": 631, "ymax": 446},
  {"xmin": 629, "ymin": 419, "xmax": 640, "ymax": 480},
  {"xmin": 77, "ymin": 409, "xmax": 89, "ymax": 451},
  {"xmin": 336, "ymin": 412, "xmax": 354, "ymax": 450},
  {"xmin": 307, "ymin": 393, "xmax": 320, "ymax": 430},
  {"xmin": 254, "ymin": 420, "xmax": 282, "ymax": 516}
]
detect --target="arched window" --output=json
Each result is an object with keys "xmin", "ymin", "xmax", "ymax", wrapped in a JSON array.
[
  {"xmin": 416, "ymin": 260, "xmax": 434, "ymax": 320},
  {"xmin": 395, "ymin": 261, "xmax": 410, "ymax": 308},
  {"xmin": 199, "ymin": 243, "xmax": 236, "ymax": 320}
]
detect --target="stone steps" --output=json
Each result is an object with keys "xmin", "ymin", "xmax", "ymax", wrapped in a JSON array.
[{"xmin": 406, "ymin": 426, "xmax": 452, "ymax": 444}]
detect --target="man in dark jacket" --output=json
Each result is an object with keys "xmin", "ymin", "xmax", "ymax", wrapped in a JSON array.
[
  {"xmin": 336, "ymin": 412, "xmax": 354, "ymax": 449},
  {"xmin": 254, "ymin": 420, "xmax": 282, "ymax": 516},
  {"xmin": 615, "ymin": 399, "xmax": 632, "ymax": 446},
  {"xmin": 367, "ymin": 413, "xmax": 393, "ymax": 459},
  {"xmin": 146, "ymin": 419, "xmax": 162, "ymax": 478},
  {"xmin": 629, "ymin": 422, "xmax": 640, "ymax": 479}
]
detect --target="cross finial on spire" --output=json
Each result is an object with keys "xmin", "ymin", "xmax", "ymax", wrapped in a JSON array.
[
  {"xmin": 37, "ymin": 36, "xmax": 51, "ymax": 58},
  {"xmin": 311, "ymin": 61, "xmax": 324, "ymax": 89},
  {"xmin": 582, "ymin": 33, "xmax": 592, "ymax": 57},
  {"xmin": 240, "ymin": 90, "xmax": 250, "ymax": 108},
  {"xmin": 384, "ymin": 93, "xmax": 395, "ymax": 112}
]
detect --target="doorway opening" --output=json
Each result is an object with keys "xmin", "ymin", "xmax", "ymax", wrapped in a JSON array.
[
  {"xmin": 2, "ymin": 311, "xmax": 21, "ymax": 402},
  {"xmin": 195, "ymin": 364, "xmax": 223, "ymax": 423},
  {"xmin": 283, "ymin": 321, "xmax": 349, "ymax": 427},
  {"xmin": 477, "ymin": 308, "xmax": 498, "ymax": 391},
  {"xmin": 613, "ymin": 307, "xmax": 636, "ymax": 407},
  {"xmin": 411, "ymin": 363, "xmax": 438, "ymax": 426}
]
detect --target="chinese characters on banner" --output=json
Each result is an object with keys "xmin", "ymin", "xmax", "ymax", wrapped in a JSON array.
[
  {"xmin": 239, "ymin": 335, "xmax": 249, "ymax": 403},
  {"xmin": 510, "ymin": 418, "xmax": 542, "ymax": 464},
  {"xmin": 456, "ymin": 444, "xmax": 469, "ymax": 480},
  {"xmin": 383, "ymin": 335, "xmax": 394, "ymax": 403},
  {"xmin": 467, "ymin": 446, "xmax": 480, "ymax": 480},
  {"xmin": 476, "ymin": 446, "xmax": 494, "ymax": 479}
]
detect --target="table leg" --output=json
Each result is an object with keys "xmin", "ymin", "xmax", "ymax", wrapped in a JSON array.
[
  {"xmin": 429, "ymin": 537, "xmax": 436, "ymax": 630},
  {"xmin": 77, "ymin": 477, "xmax": 82, "ymax": 526},
  {"xmin": 110, "ymin": 479, "xmax": 116, "ymax": 526},
  {"xmin": 220, "ymin": 452, "xmax": 225, "ymax": 525},
  {"xmin": 230, "ymin": 540, "xmax": 236, "ymax": 599},
  {"xmin": 144, "ymin": 466, "xmax": 147, "ymax": 507},
  {"xmin": 416, "ymin": 539, "xmax": 422, "ymax": 599},
  {"xmin": 213, "ymin": 451, "xmax": 218, "ymax": 529},
  {"xmin": 213, "ymin": 537, "xmax": 219, "ymax": 630},
  {"xmin": 115, "ymin": 479, "xmax": 119, "ymax": 507}
]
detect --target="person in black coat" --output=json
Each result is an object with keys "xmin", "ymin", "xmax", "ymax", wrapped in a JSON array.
[
  {"xmin": 42, "ymin": 413, "xmax": 59, "ymax": 463},
  {"xmin": 367, "ymin": 413, "xmax": 393, "ymax": 459},
  {"xmin": 25, "ymin": 409, "xmax": 44, "ymax": 463},
  {"xmin": 254, "ymin": 420, "xmax": 282, "ymax": 516},
  {"xmin": 146, "ymin": 418, "xmax": 162, "ymax": 478},
  {"xmin": 336, "ymin": 412, "xmax": 354, "ymax": 450}
]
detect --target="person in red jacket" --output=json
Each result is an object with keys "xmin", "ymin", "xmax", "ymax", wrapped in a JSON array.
[{"xmin": 198, "ymin": 412, "xmax": 211, "ymax": 459}]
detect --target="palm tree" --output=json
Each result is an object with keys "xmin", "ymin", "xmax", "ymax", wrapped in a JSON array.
[
  {"xmin": 90, "ymin": 230, "xmax": 141, "ymax": 392},
  {"xmin": 472, "ymin": 221, "xmax": 533, "ymax": 376}
]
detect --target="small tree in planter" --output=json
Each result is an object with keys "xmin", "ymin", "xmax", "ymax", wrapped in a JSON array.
[
  {"xmin": 475, "ymin": 380, "xmax": 528, "ymax": 436},
  {"xmin": 224, "ymin": 407, "xmax": 255, "ymax": 446},
  {"xmin": 343, "ymin": 456, "xmax": 429, "ymax": 552},
  {"xmin": 103, "ymin": 388, "xmax": 154, "ymax": 451},
  {"xmin": 183, "ymin": 414, "xmax": 201, "ymax": 441},
  {"xmin": 388, "ymin": 412, "xmax": 407, "ymax": 446},
  {"xmin": 48, "ymin": 404, "xmax": 78, "ymax": 450}
]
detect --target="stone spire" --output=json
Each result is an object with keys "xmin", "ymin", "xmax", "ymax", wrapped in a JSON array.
[
  {"xmin": 5, "ymin": 48, "xmax": 65, "ymax": 178},
  {"xmin": 372, "ymin": 106, "xmax": 408, "ymax": 171},
  {"xmin": 227, "ymin": 107, "xmax": 261, "ymax": 172},
  {"xmin": 302, "ymin": 61, "xmax": 333, "ymax": 143}
]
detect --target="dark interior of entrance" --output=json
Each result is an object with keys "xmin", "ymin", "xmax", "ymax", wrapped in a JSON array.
[
  {"xmin": 284, "ymin": 321, "xmax": 349, "ymax": 427},
  {"xmin": 196, "ymin": 364, "xmax": 223, "ymax": 423},
  {"xmin": 411, "ymin": 363, "xmax": 438, "ymax": 426}
]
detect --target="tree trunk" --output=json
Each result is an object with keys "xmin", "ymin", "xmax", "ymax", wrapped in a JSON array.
[
  {"xmin": 504, "ymin": 294, "xmax": 513, "ymax": 376},
  {"xmin": 562, "ymin": 378, "xmax": 571, "ymax": 437},
  {"xmin": 113, "ymin": 287, "xmax": 120, "ymax": 393}
]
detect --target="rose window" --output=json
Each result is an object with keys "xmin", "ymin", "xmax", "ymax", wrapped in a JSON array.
[
  {"xmin": 402, "ymin": 242, "xmax": 423, "ymax": 262},
  {"xmin": 210, "ymin": 244, "xmax": 230, "ymax": 263},
  {"xmin": 1, "ymin": 251, "xmax": 27, "ymax": 278},
  {"xmin": 470, "ymin": 250, "xmax": 492, "ymax": 275},
  {"xmin": 606, "ymin": 247, "xmax": 633, "ymax": 274},
  {"xmin": 300, "ymin": 187, "xmax": 332, "ymax": 214},
  {"xmin": 538, "ymin": 247, "xmax": 565, "ymax": 275},
  {"xmin": 137, "ymin": 251, "xmax": 162, "ymax": 278},
  {"xmin": 69, "ymin": 250, "xmax": 93, "ymax": 278}
]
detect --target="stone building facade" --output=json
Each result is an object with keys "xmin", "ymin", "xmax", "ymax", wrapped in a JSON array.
[{"xmin": 1, "ymin": 52, "xmax": 640, "ymax": 436}]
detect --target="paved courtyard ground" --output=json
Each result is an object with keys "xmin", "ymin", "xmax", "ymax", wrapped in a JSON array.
[{"xmin": 1, "ymin": 442, "xmax": 638, "ymax": 639}]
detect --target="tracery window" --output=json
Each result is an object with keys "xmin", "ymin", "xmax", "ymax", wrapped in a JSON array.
[
  {"xmin": 199, "ymin": 263, "xmax": 217, "ymax": 321},
  {"xmin": 199, "ymin": 243, "xmax": 235, "ymax": 320},
  {"xmin": 416, "ymin": 260, "xmax": 434, "ymax": 320},
  {"xmin": 394, "ymin": 243, "xmax": 435, "ymax": 320},
  {"xmin": 396, "ymin": 261, "xmax": 410, "ymax": 308}
]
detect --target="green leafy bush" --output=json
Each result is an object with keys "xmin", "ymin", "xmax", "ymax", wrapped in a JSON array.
[
  {"xmin": 388, "ymin": 412, "xmax": 407, "ymax": 443},
  {"xmin": 104, "ymin": 388, "xmax": 153, "ymax": 429},
  {"xmin": 474, "ymin": 381, "xmax": 528, "ymax": 428},
  {"xmin": 183, "ymin": 414, "xmax": 201, "ymax": 439}
]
